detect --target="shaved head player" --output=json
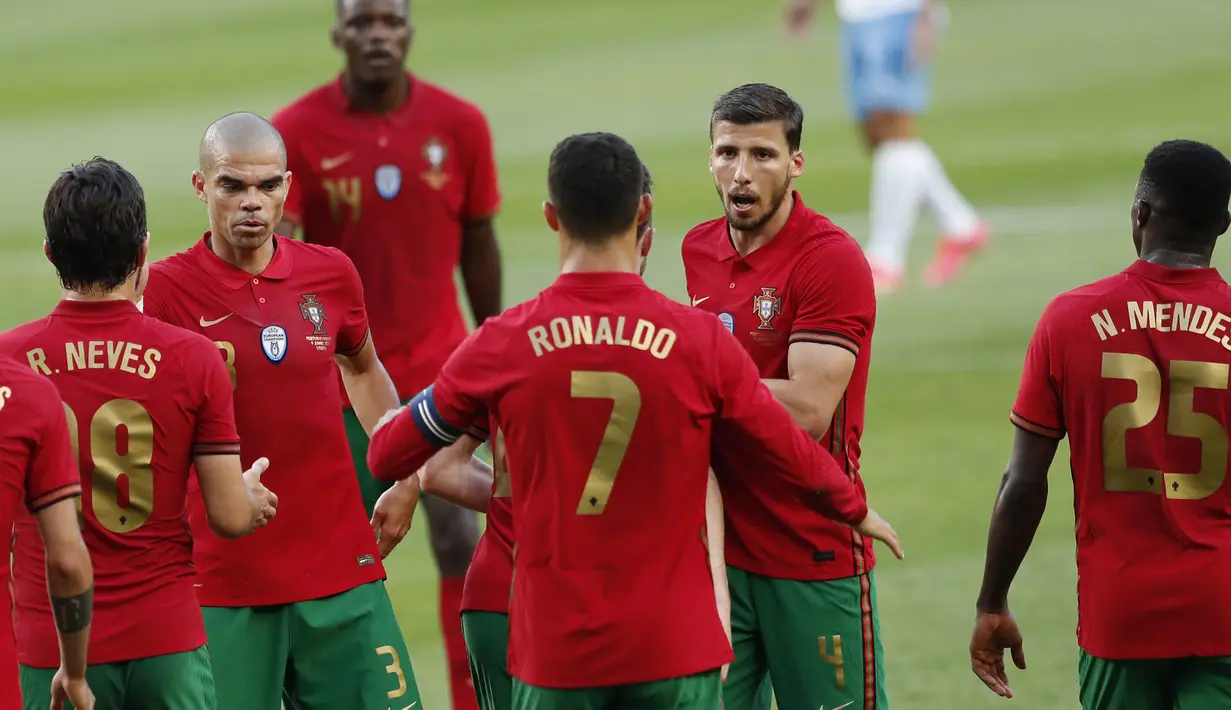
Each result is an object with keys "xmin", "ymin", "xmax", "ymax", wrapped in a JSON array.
[
  {"xmin": 140, "ymin": 112, "xmax": 422, "ymax": 710},
  {"xmin": 271, "ymin": 3, "xmax": 504, "ymax": 703}
]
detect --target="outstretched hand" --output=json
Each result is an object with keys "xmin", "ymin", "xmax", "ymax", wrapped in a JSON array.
[
  {"xmin": 852, "ymin": 508, "xmax": 904, "ymax": 560},
  {"xmin": 242, "ymin": 457, "xmax": 278, "ymax": 528},
  {"xmin": 970, "ymin": 611, "xmax": 1026, "ymax": 698}
]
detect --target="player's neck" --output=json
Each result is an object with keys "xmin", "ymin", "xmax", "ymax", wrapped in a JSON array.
[
  {"xmin": 728, "ymin": 192, "xmax": 795, "ymax": 257},
  {"xmin": 60, "ymin": 285, "xmax": 135, "ymax": 303},
  {"xmin": 342, "ymin": 71, "xmax": 410, "ymax": 114},
  {"xmin": 1140, "ymin": 246, "xmax": 1212, "ymax": 269},
  {"xmin": 209, "ymin": 232, "xmax": 276, "ymax": 275},
  {"xmin": 559, "ymin": 235, "xmax": 640, "ymax": 275}
]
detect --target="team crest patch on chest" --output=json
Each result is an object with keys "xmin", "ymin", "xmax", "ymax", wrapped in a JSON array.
[
  {"xmin": 300, "ymin": 294, "xmax": 333, "ymax": 352},
  {"xmin": 260, "ymin": 325, "xmax": 289, "ymax": 364},
  {"xmin": 374, "ymin": 165, "xmax": 402, "ymax": 200},
  {"xmin": 753, "ymin": 287, "xmax": 782, "ymax": 331},
  {"xmin": 421, "ymin": 137, "xmax": 450, "ymax": 190}
]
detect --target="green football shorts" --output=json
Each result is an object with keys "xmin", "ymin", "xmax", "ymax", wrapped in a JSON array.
[
  {"xmin": 1079, "ymin": 650, "xmax": 1231, "ymax": 709},
  {"xmin": 202, "ymin": 580, "xmax": 420, "ymax": 710},
  {"xmin": 463, "ymin": 610, "xmax": 512, "ymax": 710},
  {"xmin": 20, "ymin": 644, "xmax": 215, "ymax": 710},
  {"xmin": 512, "ymin": 669, "xmax": 721, "ymax": 710},
  {"xmin": 344, "ymin": 407, "xmax": 394, "ymax": 518},
  {"xmin": 724, "ymin": 566, "xmax": 888, "ymax": 710}
]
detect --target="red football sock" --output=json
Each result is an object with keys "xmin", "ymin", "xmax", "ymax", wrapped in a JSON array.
[{"xmin": 440, "ymin": 576, "xmax": 477, "ymax": 710}]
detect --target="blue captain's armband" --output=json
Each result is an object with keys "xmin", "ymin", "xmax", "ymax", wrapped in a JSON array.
[{"xmin": 410, "ymin": 385, "xmax": 464, "ymax": 447}]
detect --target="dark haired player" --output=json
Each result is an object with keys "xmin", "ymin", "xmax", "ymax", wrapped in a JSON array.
[
  {"xmin": 971, "ymin": 140, "xmax": 1231, "ymax": 709},
  {"xmin": 272, "ymin": 2, "xmax": 502, "ymax": 700},
  {"xmin": 140, "ymin": 114, "xmax": 420, "ymax": 710},
  {"xmin": 416, "ymin": 166, "xmax": 735, "ymax": 710},
  {"xmin": 365, "ymin": 131, "xmax": 903, "ymax": 710},
  {"xmin": 683, "ymin": 83, "xmax": 885, "ymax": 710},
  {"xmin": 1, "ymin": 157, "xmax": 277, "ymax": 710},
  {"xmin": 0, "ymin": 360, "xmax": 94, "ymax": 710}
]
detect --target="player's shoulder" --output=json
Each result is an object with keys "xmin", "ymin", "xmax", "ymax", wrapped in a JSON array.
[
  {"xmin": 1041, "ymin": 272, "xmax": 1137, "ymax": 327},
  {"xmin": 0, "ymin": 317, "xmax": 53, "ymax": 358},
  {"xmin": 797, "ymin": 209, "xmax": 866, "ymax": 263},
  {"xmin": 148, "ymin": 247, "xmax": 201, "ymax": 283},
  {"xmin": 276, "ymin": 235, "xmax": 357, "ymax": 275},
  {"xmin": 412, "ymin": 76, "xmax": 490, "ymax": 124},
  {"xmin": 0, "ymin": 356, "xmax": 60, "ymax": 425},
  {"xmin": 682, "ymin": 216, "xmax": 729, "ymax": 258},
  {"xmin": 271, "ymin": 80, "xmax": 340, "ymax": 131}
]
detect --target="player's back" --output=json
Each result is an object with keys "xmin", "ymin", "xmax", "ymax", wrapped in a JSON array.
[
  {"xmin": 0, "ymin": 300, "xmax": 238, "ymax": 666},
  {"xmin": 1026, "ymin": 260, "xmax": 1231, "ymax": 657},
  {"xmin": 477, "ymin": 272, "xmax": 735, "ymax": 686}
]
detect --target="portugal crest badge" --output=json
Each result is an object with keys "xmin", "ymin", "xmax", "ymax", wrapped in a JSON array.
[
  {"xmin": 300, "ymin": 294, "xmax": 328, "ymax": 335},
  {"xmin": 752, "ymin": 287, "xmax": 782, "ymax": 331},
  {"xmin": 421, "ymin": 137, "xmax": 449, "ymax": 190}
]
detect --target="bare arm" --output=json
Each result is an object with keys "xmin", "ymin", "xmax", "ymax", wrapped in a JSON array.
[
  {"xmin": 460, "ymin": 219, "xmax": 503, "ymax": 326},
  {"xmin": 762, "ymin": 342, "xmax": 856, "ymax": 439},
  {"xmin": 35, "ymin": 498, "xmax": 93, "ymax": 679},
  {"xmin": 975, "ymin": 428, "xmax": 1059, "ymax": 613},
  {"xmin": 420, "ymin": 435, "xmax": 494, "ymax": 514},
  {"xmin": 193, "ymin": 454, "xmax": 276, "ymax": 538},
  {"xmin": 705, "ymin": 470, "xmax": 730, "ymax": 650},
  {"xmin": 337, "ymin": 336, "xmax": 401, "ymax": 437}
]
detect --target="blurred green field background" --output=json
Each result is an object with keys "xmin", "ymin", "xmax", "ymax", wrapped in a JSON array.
[{"xmin": 4, "ymin": 0, "xmax": 1231, "ymax": 708}]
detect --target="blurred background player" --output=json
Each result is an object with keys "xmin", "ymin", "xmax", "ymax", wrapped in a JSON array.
[
  {"xmin": 272, "ymin": 1, "xmax": 502, "ymax": 702},
  {"xmin": 0, "ymin": 359, "xmax": 94, "ymax": 710},
  {"xmin": 971, "ymin": 140, "xmax": 1231, "ymax": 708},
  {"xmin": 684, "ymin": 83, "xmax": 885, "ymax": 710},
  {"xmin": 365, "ymin": 131, "xmax": 902, "ymax": 710},
  {"xmin": 2, "ymin": 158, "xmax": 277, "ymax": 710},
  {"xmin": 785, "ymin": 0, "xmax": 987, "ymax": 293},
  {"xmin": 140, "ymin": 113, "xmax": 421, "ymax": 710}
]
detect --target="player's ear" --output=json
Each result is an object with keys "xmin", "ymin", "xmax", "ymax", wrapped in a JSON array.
[
  {"xmin": 43, "ymin": 240, "xmax": 52, "ymax": 265},
  {"xmin": 789, "ymin": 149, "xmax": 805, "ymax": 180},
  {"xmin": 1219, "ymin": 210, "xmax": 1231, "ymax": 237},
  {"xmin": 191, "ymin": 171, "xmax": 208, "ymax": 205},
  {"xmin": 543, "ymin": 201, "xmax": 560, "ymax": 233},
  {"xmin": 640, "ymin": 226, "xmax": 655, "ymax": 261},
  {"xmin": 1133, "ymin": 199, "xmax": 1151, "ymax": 231},
  {"xmin": 330, "ymin": 25, "xmax": 342, "ymax": 50},
  {"xmin": 284, "ymin": 171, "xmax": 293, "ymax": 194},
  {"xmin": 138, "ymin": 233, "xmax": 150, "ymax": 267},
  {"xmin": 636, "ymin": 194, "xmax": 652, "ymax": 227}
]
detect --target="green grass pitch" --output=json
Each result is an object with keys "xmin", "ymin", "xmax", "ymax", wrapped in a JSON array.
[{"xmin": 3, "ymin": 1, "xmax": 1230, "ymax": 707}]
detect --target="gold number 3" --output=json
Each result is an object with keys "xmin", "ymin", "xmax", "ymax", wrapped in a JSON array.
[
  {"xmin": 571, "ymin": 371, "xmax": 641, "ymax": 515},
  {"xmin": 376, "ymin": 645, "xmax": 408, "ymax": 699},
  {"xmin": 1101, "ymin": 353, "xmax": 1229, "ymax": 499},
  {"xmin": 62, "ymin": 399, "xmax": 156, "ymax": 533}
]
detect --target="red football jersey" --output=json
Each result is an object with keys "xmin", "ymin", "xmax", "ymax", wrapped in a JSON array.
[
  {"xmin": 367, "ymin": 271, "xmax": 868, "ymax": 688},
  {"xmin": 273, "ymin": 73, "xmax": 502, "ymax": 404},
  {"xmin": 0, "ymin": 358, "xmax": 81, "ymax": 707},
  {"xmin": 682, "ymin": 193, "xmax": 878, "ymax": 582},
  {"xmin": 1012, "ymin": 260, "xmax": 1231, "ymax": 660},
  {"xmin": 460, "ymin": 414, "xmax": 514, "ymax": 614},
  {"xmin": 141, "ymin": 235, "xmax": 385, "ymax": 606},
  {"xmin": 0, "ymin": 300, "xmax": 240, "ymax": 666}
]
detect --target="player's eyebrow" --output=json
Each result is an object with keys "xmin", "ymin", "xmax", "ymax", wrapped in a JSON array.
[{"xmin": 259, "ymin": 175, "xmax": 285, "ymax": 189}]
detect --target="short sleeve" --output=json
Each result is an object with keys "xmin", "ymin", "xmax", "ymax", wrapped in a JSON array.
[
  {"xmin": 1010, "ymin": 304, "xmax": 1066, "ymax": 439},
  {"xmin": 788, "ymin": 239, "xmax": 875, "ymax": 357},
  {"xmin": 192, "ymin": 342, "xmax": 242, "ymax": 456},
  {"xmin": 272, "ymin": 111, "xmax": 305, "ymax": 225},
  {"xmin": 335, "ymin": 254, "xmax": 371, "ymax": 357},
  {"xmin": 460, "ymin": 109, "xmax": 501, "ymax": 222},
  {"xmin": 26, "ymin": 384, "xmax": 82, "ymax": 514}
]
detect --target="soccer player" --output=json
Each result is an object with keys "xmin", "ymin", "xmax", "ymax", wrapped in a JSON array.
[
  {"xmin": 365, "ymin": 131, "xmax": 903, "ymax": 710},
  {"xmin": 1, "ymin": 157, "xmax": 278, "ymax": 710},
  {"xmin": 0, "ymin": 359, "xmax": 94, "ymax": 710},
  {"xmin": 785, "ymin": 0, "xmax": 987, "ymax": 293},
  {"xmin": 272, "ymin": 0, "xmax": 502, "ymax": 700},
  {"xmin": 140, "ymin": 113, "xmax": 421, "ymax": 710},
  {"xmin": 418, "ymin": 166, "xmax": 736, "ymax": 710},
  {"xmin": 682, "ymin": 83, "xmax": 886, "ymax": 710},
  {"xmin": 970, "ymin": 141, "xmax": 1231, "ymax": 708}
]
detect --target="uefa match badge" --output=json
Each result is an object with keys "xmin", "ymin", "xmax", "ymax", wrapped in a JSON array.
[
  {"xmin": 718, "ymin": 312, "xmax": 735, "ymax": 334},
  {"xmin": 421, "ymin": 137, "xmax": 450, "ymax": 190},
  {"xmin": 753, "ymin": 287, "xmax": 782, "ymax": 331},
  {"xmin": 260, "ymin": 325, "xmax": 289, "ymax": 364},
  {"xmin": 374, "ymin": 165, "xmax": 402, "ymax": 200}
]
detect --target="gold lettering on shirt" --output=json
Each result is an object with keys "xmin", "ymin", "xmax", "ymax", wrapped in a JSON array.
[
  {"xmin": 62, "ymin": 341, "xmax": 161, "ymax": 379},
  {"xmin": 0, "ymin": 386, "xmax": 10, "ymax": 412},
  {"xmin": 1096, "ymin": 302, "xmax": 1231, "ymax": 352},
  {"xmin": 27, "ymin": 348, "xmax": 50, "ymax": 376},
  {"xmin": 527, "ymin": 316, "xmax": 676, "ymax": 360}
]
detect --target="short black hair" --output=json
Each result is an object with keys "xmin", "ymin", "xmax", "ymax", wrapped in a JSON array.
[
  {"xmin": 547, "ymin": 132, "xmax": 644, "ymax": 243},
  {"xmin": 711, "ymin": 83, "xmax": 804, "ymax": 151},
  {"xmin": 43, "ymin": 157, "xmax": 147, "ymax": 292},
  {"xmin": 1138, "ymin": 140, "xmax": 1231, "ymax": 234}
]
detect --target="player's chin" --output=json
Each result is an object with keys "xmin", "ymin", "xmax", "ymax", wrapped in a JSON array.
[
  {"xmin": 725, "ymin": 208, "xmax": 766, "ymax": 231},
  {"xmin": 227, "ymin": 225, "xmax": 273, "ymax": 248}
]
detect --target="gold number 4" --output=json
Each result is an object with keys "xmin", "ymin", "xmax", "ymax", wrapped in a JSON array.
[
  {"xmin": 571, "ymin": 371, "xmax": 641, "ymax": 515},
  {"xmin": 819, "ymin": 635, "xmax": 846, "ymax": 689},
  {"xmin": 376, "ymin": 645, "xmax": 408, "ymax": 700},
  {"xmin": 1102, "ymin": 353, "xmax": 1229, "ymax": 499},
  {"xmin": 62, "ymin": 399, "xmax": 155, "ymax": 533}
]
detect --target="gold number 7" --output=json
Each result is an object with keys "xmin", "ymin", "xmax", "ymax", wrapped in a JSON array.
[
  {"xmin": 1102, "ymin": 354, "xmax": 1229, "ymax": 499},
  {"xmin": 571, "ymin": 371, "xmax": 641, "ymax": 515}
]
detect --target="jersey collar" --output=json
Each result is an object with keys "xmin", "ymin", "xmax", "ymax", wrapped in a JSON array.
[
  {"xmin": 718, "ymin": 190, "xmax": 806, "ymax": 266},
  {"xmin": 552, "ymin": 272, "xmax": 647, "ymax": 290},
  {"xmin": 50, "ymin": 299, "xmax": 140, "ymax": 319},
  {"xmin": 1125, "ymin": 259, "xmax": 1224, "ymax": 284},
  {"xmin": 193, "ymin": 232, "xmax": 294, "ymax": 290}
]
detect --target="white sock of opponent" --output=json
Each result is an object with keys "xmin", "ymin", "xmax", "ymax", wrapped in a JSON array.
[
  {"xmin": 916, "ymin": 141, "xmax": 980, "ymax": 238},
  {"xmin": 864, "ymin": 139, "xmax": 929, "ymax": 273}
]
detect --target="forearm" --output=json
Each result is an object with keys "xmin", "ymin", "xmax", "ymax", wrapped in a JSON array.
[
  {"xmin": 975, "ymin": 471, "xmax": 1048, "ymax": 612},
  {"xmin": 460, "ymin": 227, "xmax": 502, "ymax": 324},
  {"xmin": 368, "ymin": 407, "xmax": 442, "ymax": 481},
  {"xmin": 343, "ymin": 364, "xmax": 401, "ymax": 436},
  {"xmin": 704, "ymin": 470, "xmax": 730, "ymax": 641},
  {"xmin": 423, "ymin": 449, "xmax": 494, "ymax": 513},
  {"xmin": 47, "ymin": 554, "xmax": 92, "ymax": 677},
  {"xmin": 762, "ymin": 378, "xmax": 833, "ymax": 439}
]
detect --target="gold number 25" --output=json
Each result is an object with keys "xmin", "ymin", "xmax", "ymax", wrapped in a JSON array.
[
  {"xmin": 1102, "ymin": 353, "xmax": 1229, "ymax": 499},
  {"xmin": 571, "ymin": 371, "xmax": 641, "ymax": 515},
  {"xmin": 62, "ymin": 399, "xmax": 156, "ymax": 533}
]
